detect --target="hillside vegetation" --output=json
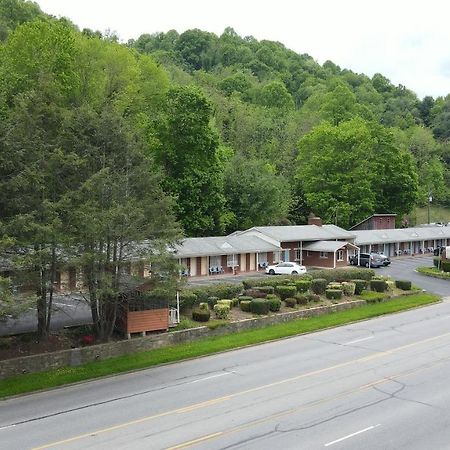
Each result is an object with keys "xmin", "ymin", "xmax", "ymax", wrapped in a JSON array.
[{"xmin": 0, "ymin": 1, "xmax": 449, "ymax": 339}]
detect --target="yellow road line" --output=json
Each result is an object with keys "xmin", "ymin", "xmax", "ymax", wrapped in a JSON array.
[{"xmin": 33, "ymin": 330, "xmax": 450, "ymax": 450}]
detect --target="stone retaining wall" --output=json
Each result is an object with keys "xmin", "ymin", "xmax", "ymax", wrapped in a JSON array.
[{"xmin": 1, "ymin": 300, "xmax": 366, "ymax": 379}]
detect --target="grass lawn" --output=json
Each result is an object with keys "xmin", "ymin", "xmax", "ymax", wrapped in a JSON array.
[
  {"xmin": 408, "ymin": 205, "xmax": 450, "ymax": 225},
  {"xmin": 0, "ymin": 292, "xmax": 440, "ymax": 399},
  {"xmin": 417, "ymin": 266, "xmax": 450, "ymax": 280}
]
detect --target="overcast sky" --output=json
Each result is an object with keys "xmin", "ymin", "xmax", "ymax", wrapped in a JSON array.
[{"xmin": 37, "ymin": 0, "xmax": 450, "ymax": 99}]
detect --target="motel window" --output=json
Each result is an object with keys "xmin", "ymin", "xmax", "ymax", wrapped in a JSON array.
[
  {"xmin": 258, "ymin": 252, "xmax": 268, "ymax": 264},
  {"xmin": 210, "ymin": 255, "xmax": 221, "ymax": 267},
  {"xmin": 337, "ymin": 250, "xmax": 344, "ymax": 261},
  {"xmin": 295, "ymin": 249, "xmax": 302, "ymax": 261},
  {"xmin": 320, "ymin": 252, "xmax": 328, "ymax": 259}
]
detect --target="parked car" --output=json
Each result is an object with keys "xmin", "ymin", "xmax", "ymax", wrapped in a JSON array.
[
  {"xmin": 375, "ymin": 253, "xmax": 391, "ymax": 266},
  {"xmin": 349, "ymin": 253, "xmax": 384, "ymax": 268},
  {"xmin": 265, "ymin": 262, "xmax": 307, "ymax": 275}
]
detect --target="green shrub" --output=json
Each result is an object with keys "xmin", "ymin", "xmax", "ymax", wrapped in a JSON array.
[
  {"xmin": 238, "ymin": 295, "xmax": 253, "ymax": 303},
  {"xmin": 240, "ymin": 300, "xmax": 252, "ymax": 312},
  {"xmin": 360, "ymin": 291, "xmax": 384, "ymax": 303},
  {"xmin": 395, "ymin": 280, "xmax": 412, "ymax": 290},
  {"xmin": 250, "ymin": 298, "xmax": 270, "ymax": 315},
  {"xmin": 192, "ymin": 308, "xmax": 210, "ymax": 322},
  {"xmin": 295, "ymin": 293, "xmax": 309, "ymax": 305},
  {"xmin": 193, "ymin": 283, "xmax": 242, "ymax": 303},
  {"xmin": 352, "ymin": 279, "xmax": 367, "ymax": 295},
  {"xmin": 341, "ymin": 282, "xmax": 356, "ymax": 296},
  {"xmin": 433, "ymin": 257, "xmax": 440, "ymax": 268},
  {"xmin": 268, "ymin": 297, "xmax": 281, "ymax": 312},
  {"xmin": 178, "ymin": 291, "xmax": 198, "ymax": 312},
  {"xmin": 325, "ymin": 289, "xmax": 343, "ymax": 300},
  {"xmin": 266, "ymin": 293, "xmax": 279, "ymax": 301},
  {"xmin": 327, "ymin": 282, "xmax": 343, "ymax": 290},
  {"xmin": 308, "ymin": 293, "xmax": 321, "ymax": 302},
  {"xmin": 198, "ymin": 302, "xmax": 209, "ymax": 310},
  {"xmin": 284, "ymin": 297, "xmax": 297, "ymax": 308},
  {"xmin": 217, "ymin": 299, "xmax": 233, "ymax": 308},
  {"xmin": 213, "ymin": 304, "xmax": 230, "ymax": 319},
  {"xmin": 275, "ymin": 285, "xmax": 297, "ymax": 301},
  {"xmin": 253, "ymin": 286, "xmax": 275, "ymax": 295},
  {"xmin": 370, "ymin": 279, "xmax": 387, "ymax": 293},
  {"xmin": 207, "ymin": 296, "xmax": 219, "ymax": 308},
  {"xmin": 311, "ymin": 268, "xmax": 375, "ymax": 282},
  {"xmin": 386, "ymin": 280, "xmax": 395, "ymax": 291},
  {"xmin": 243, "ymin": 289, "xmax": 267, "ymax": 298},
  {"xmin": 231, "ymin": 297, "xmax": 239, "ymax": 307},
  {"xmin": 311, "ymin": 278, "xmax": 327, "ymax": 295},
  {"xmin": 442, "ymin": 261, "xmax": 450, "ymax": 273},
  {"xmin": 295, "ymin": 280, "xmax": 311, "ymax": 293}
]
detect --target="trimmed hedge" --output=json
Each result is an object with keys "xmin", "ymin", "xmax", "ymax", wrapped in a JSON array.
[
  {"xmin": 213, "ymin": 304, "xmax": 230, "ymax": 319},
  {"xmin": 192, "ymin": 308, "xmax": 210, "ymax": 322},
  {"xmin": 311, "ymin": 278, "xmax": 327, "ymax": 295},
  {"xmin": 253, "ymin": 286, "xmax": 275, "ymax": 295},
  {"xmin": 395, "ymin": 280, "xmax": 412, "ymax": 290},
  {"xmin": 442, "ymin": 261, "xmax": 450, "ymax": 272},
  {"xmin": 352, "ymin": 279, "xmax": 367, "ymax": 295},
  {"xmin": 386, "ymin": 280, "xmax": 395, "ymax": 291},
  {"xmin": 311, "ymin": 268, "xmax": 375, "ymax": 282},
  {"xmin": 370, "ymin": 279, "xmax": 387, "ymax": 293},
  {"xmin": 198, "ymin": 302, "xmax": 209, "ymax": 310},
  {"xmin": 308, "ymin": 293, "xmax": 321, "ymax": 302},
  {"xmin": 191, "ymin": 283, "xmax": 242, "ymax": 303},
  {"xmin": 433, "ymin": 257, "xmax": 440, "ymax": 268},
  {"xmin": 360, "ymin": 291, "xmax": 385, "ymax": 303},
  {"xmin": 207, "ymin": 296, "xmax": 219, "ymax": 308},
  {"xmin": 250, "ymin": 299, "xmax": 270, "ymax": 315},
  {"xmin": 295, "ymin": 293, "xmax": 309, "ymax": 305},
  {"xmin": 295, "ymin": 280, "xmax": 311, "ymax": 293},
  {"xmin": 268, "ymin": 297, "xmax": 281, "ymax": 312},
  {"xmin": 284, "ymin": 298, "xmax": 297, "ymax": 308},
  {"xmin": 217, "ymin": 299, "xmax": 233, "ymax": 308},
  {"xmin": 240, "ymin": 300, "xmax": 252, "ymax": 312},
  {"xmin": 243, "ymin": 289, "xmax": 267, "ymax": 298},
  {"xmin": 275, "ymin": 285, "xmax": 297, "ymax": 301},
  {"xmin": 238, "ymin": 295, "xmax": 253, "ymax": 303},
  {"xmin": 325, "ymin": 289, "xmax": 343, "ymax": 300},
  {"xmin": 327, "ymin": 282, "xmax": 343, "ymax": 291},
  {"xmin": 341, "ymin": 282, "xmax": 356, "ymax": 296}
]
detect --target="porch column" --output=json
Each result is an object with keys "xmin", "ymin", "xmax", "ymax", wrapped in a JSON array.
[
  {"xmin": 233, "ymin": 254, "xmax": 235, "ymax": 275},
  {"xmin": 333, "ymin": 251, "xmax": 336, "ymax": 269},
  {"xmin": 368, "ymin": 244, "xmax": 372, "ymax": 268},
  {"xmin": 256, "ymin": 252, "xmax": 259, "ymax": 271},
  {"xmin": 208, "ymin": 255, "xmax": 210, "ymax": 276},
  {"xmin": 300, "ymin": 241, "xmax": 303, "ymax": 265}
]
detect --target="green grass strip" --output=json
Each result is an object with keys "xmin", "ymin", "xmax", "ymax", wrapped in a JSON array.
[
  {"xmin": 417, "ymin": 266, "xmax": 450, "ymax": 280},
  {"xmin": 0, "ymin": 293, "xmax": 439, "ymax": 399}
]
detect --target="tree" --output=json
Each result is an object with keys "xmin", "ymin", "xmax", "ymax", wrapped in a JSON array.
[
  {"xmin": 296, "ymin": 118, "xmax": 419, "ymax": 228},
  {"xmin": 61, "ymin": 105, "xmax": 180, "ymax": 341},
  {"xmin": 156, "ymin": 85, "xmax": 226, "ymax": 236},
  {"xmin": 224, "ymin": 156, "xmax": 291, "ymax": 231}
]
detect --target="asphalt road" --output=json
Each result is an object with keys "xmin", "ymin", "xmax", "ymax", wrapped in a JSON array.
[{"xmin": 2, "ymin": 293, "xmax": 450, "ymax": 449}]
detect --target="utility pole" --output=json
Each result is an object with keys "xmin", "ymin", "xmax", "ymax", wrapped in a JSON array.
[{"xmin": 428, "ymin": 193, "xmax": 432, "ymax": 224}]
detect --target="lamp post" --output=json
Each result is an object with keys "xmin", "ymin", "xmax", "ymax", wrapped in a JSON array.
[{"xmin": 428, "ymin": 193, "xmax": 432, "ymax": 224}]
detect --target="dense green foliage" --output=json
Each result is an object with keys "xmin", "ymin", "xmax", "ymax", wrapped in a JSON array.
[{"xmin": 0, "ymin": 1, "xmax": 449, "ymax": 337}]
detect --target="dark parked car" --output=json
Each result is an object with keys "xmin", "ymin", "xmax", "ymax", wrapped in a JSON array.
[{"xmin": 349, "ymin": 253, "xmax": 385, "ymax": 268}]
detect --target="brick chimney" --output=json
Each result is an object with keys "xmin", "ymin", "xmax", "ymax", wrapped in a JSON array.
[{"xmin": 308, "ymin": 214, "xmax": 322, "ymax": 227}]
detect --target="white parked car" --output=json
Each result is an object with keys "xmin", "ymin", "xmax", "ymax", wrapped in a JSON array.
[{"xmin": 265, "ymin": 262, "xmax": 307, "ymax": 275}]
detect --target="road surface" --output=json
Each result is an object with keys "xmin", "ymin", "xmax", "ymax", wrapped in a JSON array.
[{"xmin": 2, "ymin": 294, "xmax": 450, "ymax": 449}]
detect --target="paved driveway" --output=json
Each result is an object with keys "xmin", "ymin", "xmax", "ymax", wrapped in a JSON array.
[{"xmin": 377, "ymin": 255, "xmax": 449, "ymax": 297}]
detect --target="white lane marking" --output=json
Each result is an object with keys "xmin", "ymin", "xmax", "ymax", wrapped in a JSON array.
[
  {"xmin": 188, "ymin": 372, "xmax": 233, "ymax": 384},
  {"xmin": 324, "ymin": 424, "xmax": 381, "ymax": 447},
  {"xmin": 0, "ymin": 424, "xmax": 16, "ymax": 431},
  {"xmin": 344, "ymin": 336, "xmax": 375, "ymax": 345}
]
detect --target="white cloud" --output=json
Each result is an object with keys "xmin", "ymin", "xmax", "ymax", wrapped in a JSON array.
[{"xmin": 36, "ymin": 0, "xmax": 450, "ymax": 98}]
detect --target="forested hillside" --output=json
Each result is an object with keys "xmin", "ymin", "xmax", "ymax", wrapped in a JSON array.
[{"xmin": 1, "ymin": 1, "xmax": 450, "ymax": 241}]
